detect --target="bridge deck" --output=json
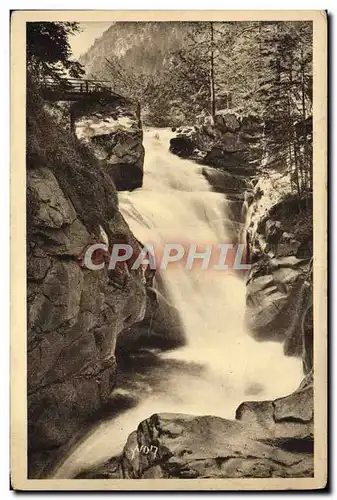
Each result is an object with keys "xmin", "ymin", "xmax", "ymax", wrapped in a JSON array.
[{"xmin": 42, "ymin": 78, "xmax": 121, "ymax": 101}]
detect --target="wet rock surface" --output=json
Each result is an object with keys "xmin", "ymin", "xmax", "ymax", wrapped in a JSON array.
[
  {"xmin": 245, "ymin": 196, "xmax": 313, "ymax": 371},
  {"xmin": 169, "ymin": 112, "xmax": 261, "ymax": 225},
  {"xmin": 78, "ymin": 372, "xmax": 313, "ymax": 479}
]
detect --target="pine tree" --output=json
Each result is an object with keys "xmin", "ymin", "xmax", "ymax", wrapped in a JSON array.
[
  {"xmin": 254, "ymin": 22, "xmax": 313, "ymax": 199},
  {"xmin": 26, "ymin": 22, "xmax": 85, "ymax": 83}
]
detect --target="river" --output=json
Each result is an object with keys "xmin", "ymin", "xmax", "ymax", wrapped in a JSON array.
[{"xmin": 52, "ymin": 128, "xmax": 303, "ymax": 478}]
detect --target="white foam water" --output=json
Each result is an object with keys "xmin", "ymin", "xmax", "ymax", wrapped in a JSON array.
[{"xmin": 53, "ymin": 128, "xmax": 303, "ymax": 479}]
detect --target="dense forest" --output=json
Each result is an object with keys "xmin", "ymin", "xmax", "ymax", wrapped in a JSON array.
[
  {"xmin": 27, "ymin": 20, "xmax": 313, "ymax": 205},
  {"xmin": 81, "ymin": 21, "xmax": 313, "ymax": 200}
]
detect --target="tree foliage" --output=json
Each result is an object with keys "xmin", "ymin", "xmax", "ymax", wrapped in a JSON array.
[
  {"xmin": 26, "ymin": 20, "xmax": 313, "ymax": 201},
  {"xmin": 155, "ymin": 21, "xmax": 313, "ymax": 198},
  {"xmin": 26, "ymin": 22, "xmax": 85, "ymax": 83},
  {"xmin": 254, "ymin": 22, "xmax": 313, "ymax": 196}
]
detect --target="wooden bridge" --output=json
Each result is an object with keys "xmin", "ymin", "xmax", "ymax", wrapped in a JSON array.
[{"xmin": 42, "ymin": 77, "xmax": 121, "ymax": 101}]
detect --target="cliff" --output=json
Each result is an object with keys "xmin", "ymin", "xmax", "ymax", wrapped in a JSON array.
[{"xmin": 26, "ymin": 90, "xmax": 147, "ymax": 477}]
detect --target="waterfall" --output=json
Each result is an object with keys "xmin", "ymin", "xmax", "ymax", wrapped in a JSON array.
[{"xmin": 52, "ymin": 128, "xmax": 303, "ymax": 479}]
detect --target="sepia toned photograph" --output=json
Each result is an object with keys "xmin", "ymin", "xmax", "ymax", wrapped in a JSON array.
[{"xmin": 10, "ymin": 10, "xmax": 327, "ymax": 491}]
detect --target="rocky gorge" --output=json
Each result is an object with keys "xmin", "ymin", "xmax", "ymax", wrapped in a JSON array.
[
  {"xmin": 27, "ymin": 87, "xmax": 313, "ymax": 481},
  {"xmin": 74, "ymin": 111, "xmax": 313, "ymax": 480}
]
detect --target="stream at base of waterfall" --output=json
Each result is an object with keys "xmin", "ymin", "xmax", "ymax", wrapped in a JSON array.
[{"xmin": 52, "ymin": 128, "xmax": 303, "ymax": 479}]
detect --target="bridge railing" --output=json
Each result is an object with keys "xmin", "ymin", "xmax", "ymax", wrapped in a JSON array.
[{"xmin": 44, "ymin": 77, "xmax": 116, "ymax": 96}]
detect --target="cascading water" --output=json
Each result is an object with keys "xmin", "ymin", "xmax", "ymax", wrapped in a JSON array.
[{"xmin": 53, "ymin": 128, "xmax": 303, "ymax": 479}]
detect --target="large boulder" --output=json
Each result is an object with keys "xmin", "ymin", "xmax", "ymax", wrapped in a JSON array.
[
  {"xmin": 214, "ymin": 110, "xmax": 241, "ymax": 133},
  {"xmin": 78, "ymin": 372, "xmax": 313, "ymax": 479},
  {"xmin": 169, "ymin": 126, "xmax": 198, "ymax": 158},
  {"xmin": 169, "ymin": 111, "xmax": 264, "ymax": 175},
  {"xmin": 245, "ymin": 255, "xmax": 311, "ymax": 340},
  {"xmin": 72, "ymin": 95, "xmax": 145, "ymax": 191}
]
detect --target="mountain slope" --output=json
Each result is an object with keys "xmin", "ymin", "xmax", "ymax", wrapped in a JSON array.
[{"xmin": 80, "ymin": 21, "xmax": 191, "ymax": 80}]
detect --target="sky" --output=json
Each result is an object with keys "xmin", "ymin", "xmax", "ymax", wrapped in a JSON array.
[{"xmin": 68, "ymin": 22, "xmax": 113, "ymax": 59}]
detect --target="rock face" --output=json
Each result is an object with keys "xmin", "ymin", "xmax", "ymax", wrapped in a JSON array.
[
  {"xmin": 170, "ymin": 111, "xmax": 263, "ymax": 175},
  {"xmin": 169, "ymin": 126, "xmax": 197, "ymax": 158},
  {"xmin": 78, "ymin": 372, "xmax": 313, "ymax": 479},
  {"xmin": 202, "ymin": 166, "xmax": 252, "ymax": 230},
  {"xmin": 76, "ymin": 188, "xmax": 314, "ymax": 481},
  {"xmin": 246, "ymin": 195, "xmax": 313, "ymax": 372},
  {"xmin": 27, "ymin": 91, "xmax": 147, "ymax": 477},
  {"xmin": 71, "ymin": 95, "xmax": 145, "ymax": 191}
]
